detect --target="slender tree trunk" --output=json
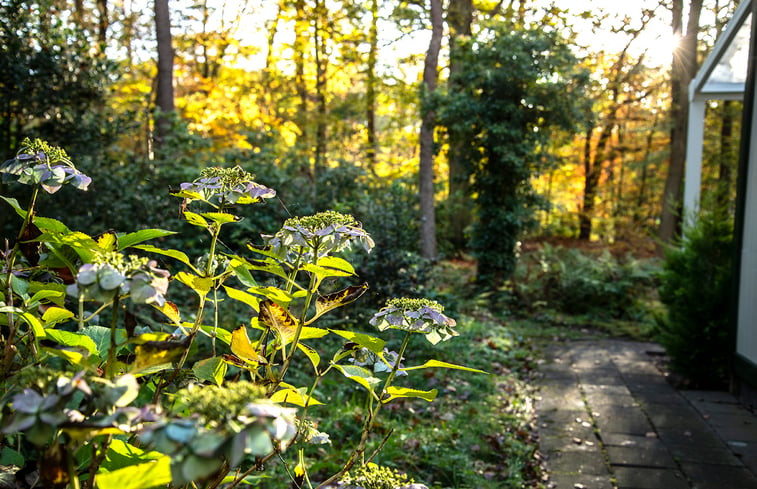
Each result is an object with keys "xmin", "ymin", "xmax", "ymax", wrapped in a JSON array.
[
  {"xmin": 446, "ymin": 0, "xmax": 473, "ymax": 252},
  {"xmin": 419, "ymin": 0, "xmax": 442, "ymax": 259},
  {"xmin": 313, "ymin": 0, "xmax": 327, "ymax": 179},
  {"xmin": 579, "ymin": 126, "xmax": 596, "ymax": 240},
  {"xmin": 635, "ymin": 112, "xmax": 660, "ymax": 224},
  {"xmin": 96, "ymin": 0, "xmax": 108, "ymax": 47},
  {"xmin": 294, "ymin": 0, "xmax": 310, "ymax": 174},
  {"xmin": 659, "ymin": 0, "xmax": 704, "ymax": 245},
  {"xmin": 153, "ymin": 0, "xmax": 175, "ymax": 151},
  {"xmin": 365, "ymin": 0, "xmax": 379, "ymax": 170}
]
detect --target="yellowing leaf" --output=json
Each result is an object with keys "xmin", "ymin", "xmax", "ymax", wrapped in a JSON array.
[
  {"xmin": 270, "ymin": 387, "xmax": 323, "ymax": 407},
  {"xmin": 230, "ymin": 326, "xmax": 267, "ymax": 365},
  {"xmin": 310, "ymin": 284, "xmax": 368, "ymax": 323},
  {"xmin": 383, "ymin": 386, "xmax": 438, "ymax": 403},
  {"xmin": 131, "ymin": 336, "xmax": 190, "ymax": 374},
  {"xmin": 259, "ymin": 300, "xmax": 298, "ymax": 346},
  {"xmin": 153, "ymin": 301, "xmax": 181, "ymax": 325},
  {"xmin": 175, "ymin": 271, "xmax": 213, "ymax": 297},
  {"xmin": 96, "ymin": 456, "xmax": 172, "ymax": 489},
  {"xmin": 401, "ymin": 359, "xmax": 487, "ymax": 374}
]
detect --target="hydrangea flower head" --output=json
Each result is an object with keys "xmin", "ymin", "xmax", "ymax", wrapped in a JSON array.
[
  {"xmin": 66, "ymin": 252, "xmax": 169, "ymax": 305},
  {"xmin": 369, "ymin": 298, "xmax": 458, "ymax": 345},
  {"xmin": 263, "ymin": 210, "xmax": 374, "ymax": 261},
  {"xmin": 178, "ymin": 166, "xmax": 275, "ymax": 206},
  {"xmin": 0, "ymin": 138, "xmax": 91, "ymax": 193}
]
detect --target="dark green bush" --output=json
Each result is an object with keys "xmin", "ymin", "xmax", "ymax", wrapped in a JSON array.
[
  {"xmin": 506, "ymin": 243, "xmax": 658, "ymax": 320},
  {"xmin": 656, "ymin": 211, "xmax": 733, "ymax": 387}
]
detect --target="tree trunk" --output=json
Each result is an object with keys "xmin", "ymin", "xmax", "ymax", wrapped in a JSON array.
[
  {"xmin": 365, "ymin": 0, "xmax": 378, "ymax": 170},
  {"xmin": 153, "ymin": 0, "xmax": 175, "ymax": 151},
  {"xmin": 419, "ymin": 0, "xmax": 442, "ymax": 259},
  {"xmin": 579, "ymin": 126, "xmax": 596, "ymax": 240},
  {"xmin": 313, "ymin": 0, "xmax": 327, "ymax": 180},
  {"xmin": 96, "ymin": 0, "xmax": 108, "ymax": 47},
  {"xmin": 446, "ymin": 0, "xmax": 473, "ymax": 252},
  {"xmin": 294, "ymin": 0, "xmax": 310, "ymax": 175},
  {"xmin": 659, "ymin": 0, "xmax": 703, "ymax": 245}
]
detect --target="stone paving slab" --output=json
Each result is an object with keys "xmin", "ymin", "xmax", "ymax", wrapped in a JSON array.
[
  {"xmin": 613, "ymin": 467, "xmax": 689, "ymax": 489},
  {"xmin": 536, "ymin": 339, "xmax": 757, "ymax": 489}
]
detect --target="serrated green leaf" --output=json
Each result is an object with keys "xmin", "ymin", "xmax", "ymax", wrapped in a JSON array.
[
  {"xmin": 316, "ymin": 256, "xmax": 355, "ymax": 275},
  {"xmin": 333, "ymin": 364, "xmax": 379, "ymax": 392},
  {"xmin": 201, "ymin": 212, "xmax": 240, "ymax": 224},
  {"xmin": 401, "ymin": 359, "xmax": 487, "ymax": 374},
  {"xmin": 134, "ymin": 244, "xmax": 194, "ymax": 269},
  {"xmin": 182, "ymin": 210, "xmax": 209, "ymax": 228},
  {"xmin": 247, "ymin": 286, "xmax": 293, "ymax": 306},
  {"xmin": 175, "ymin": 271, "xmax": 213, "ymax": 297},
  {"xmin": 44, "ymin": 329, "xmax": 98, "ymax": 356},
  {"xmin": 0, "ymin": 307, "xmax": 45, "ymax": 338},
  {"xmin": 41, "ymin": 306, "xmax": 74, "ymax": 326},
  {"xmin": 117, "ymin": 229, "xmax": 177, "ymax": 250},
  {"xmin": 270, "ymin": 386, "xmax": 322, "ymax": 407},
  {"xmin": 0, "ymin": 195, "xmax": 27, "ymax": 219},
  {"xmin": 223, "ymin": 286, "xmax": 260, "ymax": 311},
  {"xmin": 82, "ymin": 326, "xmax": 127, "ymax": 358},
  {"xmin": 383, "ymin": 386, "xmax": 438, "ymax": 403},
  {"xmin": 198, "ymin": 324, "xmax": 232, "ymax": 345},
  {"xmin": 330, "ymin": 329, "xmax": 385, "ymax": 354},
  {"xmin": 193, "ymin": 356, "xmax": 227, "ymax": 386},
  {"xmin": 297, "ymin": 343, "xmax": 320, "ymax": 369},
  {"xmin": 33, "ymin": 216, "xmax": 69, "ymax": 233},
  {"xmin": 29, "ymin": 289, "xmax": 65, "ymax": 308}
]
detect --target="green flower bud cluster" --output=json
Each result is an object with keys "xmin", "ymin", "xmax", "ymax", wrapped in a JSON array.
[
  {"xmin": 340, "ymin": 463, "xmax": 426, "ymax": 489},
  {"xmin": 370, "ymin": 297, "xmax": 458, "ymax": 345},
  {"xmin": 385, "ymin": 298, "xmax": 443, "ymax": 313},
  {"xmin": 284, "ymin": 210, "xmax": 357, "ymax": 232},
  {"xmin": 176, "ymin": 381, "xmax": 267, "ymax": 421}
]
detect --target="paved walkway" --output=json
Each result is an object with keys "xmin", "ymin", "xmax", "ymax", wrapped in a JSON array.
[{"xmin": 535, "ymin": 339, "xmax": 757, "ymax": 489}]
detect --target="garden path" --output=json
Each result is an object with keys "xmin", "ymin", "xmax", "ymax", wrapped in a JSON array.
[{"xmin": 535, "ymin": 339, "xmax": 757, "ymax": 489}]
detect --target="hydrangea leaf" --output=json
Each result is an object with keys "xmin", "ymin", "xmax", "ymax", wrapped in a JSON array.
[
  {"xmin": 223, "ymin": 286, "xmax": 260, "ymax": 311},
  {"xmin": 193, "ymin": 356, "xmax": 227, "ymax": 386},
  {"xmin": 329, "ymin": 329, "xmax": 385, "ymax": 354},
  {"xmin": 400, "ymin": 359, "xmax": 487, "ymax": 374},
  {"xmin": 310, "ymin": 283, "xmax": 368, "ymax": 323},
  {"xmin": 383, "ymin": 386, "xmax": 438, "ymax": 403},
  {"xmin": 96, "ymin": 456, "xmax": 173, "ymax": 489},
  {"xmin": 117, "ymin": 229, "xmax": 177, "ymax": 250},
  {"xmin": 230, "ymin": 326, "xmax": 266, "ymax": 365}
]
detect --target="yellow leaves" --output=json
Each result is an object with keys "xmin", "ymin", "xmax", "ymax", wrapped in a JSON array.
[{"xmin": 230, "ymin": 326, "xmax": 267, "ymax": 366}]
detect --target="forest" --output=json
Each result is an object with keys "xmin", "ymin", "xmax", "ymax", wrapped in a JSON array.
[{"xmin": 0, "ymin": 0, "xmax": 744, "ymax": 488}]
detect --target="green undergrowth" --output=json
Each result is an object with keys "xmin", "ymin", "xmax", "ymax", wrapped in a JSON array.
[{"xmin": 289, "ymin": 316, "xmax": 544, "ymax": 489}]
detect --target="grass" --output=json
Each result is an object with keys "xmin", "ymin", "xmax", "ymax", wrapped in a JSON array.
[
  {"xmin": 265, "ymin": 249, "xmax": 661, "ymax": 488},
  {"xmin": 288, "ymin": 313, "xmax": 546, "ymax": 489}
]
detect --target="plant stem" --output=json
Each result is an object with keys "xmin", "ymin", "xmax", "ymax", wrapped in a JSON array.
[
  {"xmin": 174, "ymin": 222, "xmax": 223, "ymax": 372},
  {"xmin": 275, "ymin": 272, "xmax": 317, "ymax": 390},
  {"xmin": 106, "ymin": 296, "xmax": 120, "ymax": 379},
  {"xmin": 316, "ymin": 331, "xmax": 412, "ymax": 488}
]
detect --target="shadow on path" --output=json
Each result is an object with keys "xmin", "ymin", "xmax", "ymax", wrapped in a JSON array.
[{"xmin": 535, "ymin": 339, "xmax": 757, "ymax": 489}]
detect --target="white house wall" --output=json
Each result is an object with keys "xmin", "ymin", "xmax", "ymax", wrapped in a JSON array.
[{"xmin": 738, "ymin": 97, "xmax": 757, "ymax": 365}]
